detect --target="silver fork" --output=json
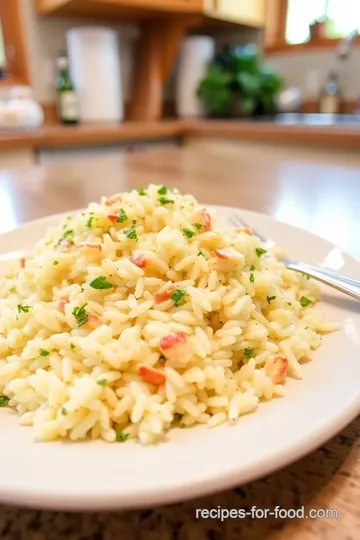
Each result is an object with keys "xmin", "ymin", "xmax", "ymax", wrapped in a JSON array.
[{"xmin": 230, "ymin": 214, "xmax": 360, "ymax": 302}]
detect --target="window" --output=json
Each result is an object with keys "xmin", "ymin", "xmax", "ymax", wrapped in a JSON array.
[
  {"xmin": 0, "ymin": 0, "xmax": 29, "ymax": 83},
  {"xmin": 266, "ymin": 0, "xmax": 360, "ymax": 52}
]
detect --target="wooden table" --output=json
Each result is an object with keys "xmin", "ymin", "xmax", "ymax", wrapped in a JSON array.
[{"xmin": 1, "ymin": 145, "xmax": 360, "ymax": 539}]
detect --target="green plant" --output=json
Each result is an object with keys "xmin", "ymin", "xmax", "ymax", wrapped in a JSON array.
[{"xmin": 197, "ymin": 44, "xmax": 282, "ymax": 118}]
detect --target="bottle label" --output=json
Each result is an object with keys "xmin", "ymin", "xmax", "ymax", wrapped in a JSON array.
[
  {"xmin": 320, "ymin": 95, "xmax": 339, "ymax": 114},
  {"xmin": 59, "ymin": 92, "xmax": 78, "ymax": 121}
]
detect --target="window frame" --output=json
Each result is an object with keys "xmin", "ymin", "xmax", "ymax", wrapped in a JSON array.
[
  {"xmin": 265, "ymin": 0, "xmax": 360, "ymax": 54},
  {"xmin": 0, "ymin": 0, "xmax": 29, "ymax": 85}
]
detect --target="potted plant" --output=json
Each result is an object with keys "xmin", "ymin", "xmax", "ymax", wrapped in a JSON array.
[
  {"xmin": 196, "ymin": 44, "xmax": 282, "ymax": 119},
  {"xmin": 309, "ymin": 18, "xmax": 327, "ymax": 40}
]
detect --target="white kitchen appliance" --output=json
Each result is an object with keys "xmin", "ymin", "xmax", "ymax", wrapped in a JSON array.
[
  {"xmin": 176, "ymin": 36, "xmax": 215, "ymax": 118},
  {"xmin": 67, "ymin": 27, "xmax": 123, "ymax": 123}
]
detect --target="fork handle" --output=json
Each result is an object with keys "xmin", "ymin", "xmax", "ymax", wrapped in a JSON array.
[{"xmin": 287, "ymin": 261, "xmax": 360, "ymax": 301}]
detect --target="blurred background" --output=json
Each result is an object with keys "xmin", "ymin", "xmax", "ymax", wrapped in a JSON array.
[{"xmin": 0, "ymin": 0, "xmax": 359, "ymax": 168}]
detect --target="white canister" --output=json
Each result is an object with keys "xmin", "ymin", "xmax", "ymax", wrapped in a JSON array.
[
  {"xmin": 67, "ymin": 27, "xmax": 123, "ymax": 123},
  {"xmin": 176, "ymin": 36, "xmax": 215, "ymax": 118}
]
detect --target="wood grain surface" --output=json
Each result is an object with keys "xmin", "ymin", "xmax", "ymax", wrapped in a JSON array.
[{"xmin": 1, "ymin": 145, "xmax": 360, "ymax": 539}]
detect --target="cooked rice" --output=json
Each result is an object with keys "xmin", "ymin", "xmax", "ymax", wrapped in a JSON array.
[{"xmin": 0, "ymin": 185, "xmax": 339, "ymax": 444}]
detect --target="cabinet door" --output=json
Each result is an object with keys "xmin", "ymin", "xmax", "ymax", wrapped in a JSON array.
[{"xmin": 213, "ymin": 0, "xmax": 266, "ymax": 27}]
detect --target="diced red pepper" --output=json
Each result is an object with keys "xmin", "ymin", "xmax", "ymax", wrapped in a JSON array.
[
  {"xmin": 20, "ymin": 258, "xmax": 26, "ymax": 269},
  {"xmin": 105, "ymin": 194, "xmax": 122, "ymax": 206},
  {"xmin": 85, "ymin": 314, "xmax": 100, "ymax": 330},
  {"xmin": 77, "ymin": 243, "xmax": 102, "ymax": 252},
  {"xmin": 139, "ymin": 366, "xmax": 166, "ymax": 386},
  {"xmin": 159, "ymin": 331, "xmax": 187, "ymax": 351},
  {"xmin": 130, "ymin": 253, "xmax": 147, "ymax": 269},
  {"xmin": 107, "ymin": 214, "xmax": 118, "ymax": 223},
  {"xmin": 235, "ymin": 227, "xmax": 253, "ymax": 236},
  {"xmin": 154, "ymin": 288, "xmax": 173, "ymax": 303},
  {"xmin": 265, "ymin": 356, "xmax": 288, "ymax": 384},
  {"xmin": 201, "ymin": 210, "xmax": 212, "ymax": 232},
  {"xmin": 58, "ymin": 296, "xmax": 69, "ymax": 314},
  {"xmin": 214, "ymin": 248, "xmax": 231, "ymax": 260}
]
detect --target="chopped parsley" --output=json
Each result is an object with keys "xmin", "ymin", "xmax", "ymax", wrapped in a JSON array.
[
  {"xmin": 287, "ymin": 302, "xmax": 292, "ymax": 306},
  {"xmin": 63, "ymin": 229, "xmax": 74, "ymax": 239},
  {"xmin": 300, "ymin": 296, "xmax": 312, "ymax": 307},
  {"xmin": 124, "ymin": 228, "xmax": 138, "ymax": 241},
  {"xmin": 250, "ymin": 265, "xmax": 256, "ymax": 271},
  {"xmin": 182, "ymin": 228, "xmax": 195, "ymax": 239},
  {"xmin": 89, "ymin": 276, "xmax": 113, "ymax": 290},
  {"xmin": 116, "ymin": 432, "xmax": 129, "ymax": 442},
  {"xmin": 255, "ymin": 247, "xmax": 267, "ymax": 257},
  {"xmin": 171, "ymin": 289, "xmax": 186, "ymax": 307},
  {"xmin": 61, "ymin": 407, "xmax": 68, "ymax": 416},
  {"xmin": 10, "ymin": 287, "xmax": 16, "ymax": 294},
  {"xmin": 72, "ymin": 303, "xmax": 88, "ymax": 327},
  {"xmin": 250, "ymin": 273, "xmax": 255, "ymax": 283},
  {"xmin": 198, "ymin": 251, "xmax": 204, "ymax": 257},
  {"xmin": 137, "ymin": 187, "xmax": 147, "ymax": 196},
  {"xmin": 157, "ymin": 186, "xmax": 167, "ymax": 195},
  {"xmin": 17, "ymin": 304, "xmax": 31, "ymax": 314},
  {"xmin": 158, "ymin": 197, "xmax": 174, "ymax": 206},
  {"xmin": 243, "ymin": 347, "xmax": 254, "ymax": 360},
  {"xmin": 117, "ymin": 208, "xmax": 128, "ymax": 224},
  {"xmin": 0, "ymin": 395, "xmax": 9, "ymax": 407},
  {"xmin": 86, "ymin": 215, "xmax": 95, "ymax": 228},
  {"xmin": 267, "ymin": 295, "xmax": 276, "ymax": 304},
  {"xmin": 174, "ymin": 413, "xmax": 182, "ymax": 421},
  {"xmin": 193, "ymin": 223, "xmax": 202, "ymax": 230},
  {"xmin": 39, "ymin": 349, "xmax": 50, "ymax": 357},
  {"xmin": 70, "ymin": 343, "xmax": 76, "ymax": 350},
  {"xmin": 179, "ymin": 423, "xmax": 186, "ymax": 429},
  {"xmin": 97, "ymin": 379, "xmax": 108, "ymax": 386},
  {"xmin": 53, "ymin": 260, "xmax": 59, "ymax": 266}
]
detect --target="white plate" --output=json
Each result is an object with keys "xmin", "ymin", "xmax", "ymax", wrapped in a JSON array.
[{"xmin": 0, "ymin": 206, "xmax": 359, "ymax": 511}]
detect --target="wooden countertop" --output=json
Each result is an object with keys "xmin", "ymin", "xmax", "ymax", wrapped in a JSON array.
[
  {"xmin": 1, "ymin": 118, "xmax": 360, "ymax": 151},
  {"xmin": 1, "ymin": 145, "xmax": 360, "ymax": 539}
]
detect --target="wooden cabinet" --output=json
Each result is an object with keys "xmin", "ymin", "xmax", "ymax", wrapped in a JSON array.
[
  {"xmin": 204, "ymin": 0, "xmax": 266, "ymax": 27},
  {"xmin": 36, "ymin": 0, "xmax": 203, "ymax": 16}
]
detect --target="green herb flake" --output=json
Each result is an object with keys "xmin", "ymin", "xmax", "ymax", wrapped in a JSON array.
[
  {"xmin": 255, "ymin": 247, "xmax": 267, "ymax": 257},
  {"xmin": 250, "ymin": 273, "xmax": 255, "ymax": 283},
  {"xmin": 72, "ymin": 303, "xmax": 88, "ymax": 327},
  {"xmin": 61, "ymin": 407, "xmax": 67, "ymax": 416},
  {"xmin": 17, "ymin": 304, "xmax": 31, "ymax": 314},
  {"xmin": 124, "ymin": 228, "xmax": 138, "ymax": 241},
  {"xmin": 243, "ymin": 347, "xmax": 254, "ymax": 360},
  {"xmin": 287, "ymin": 302, "xmax": 292, "ymax": 306},
  {"xmin": 116, "ymin": 432, "xmax": 129, "ymax": 442},
  {"xmin": 9, "ymin": 287, "xmax": 16, "ymax": 294},
  {"xmin": 53, "ymin": 260, "xmax": 59, "ymax": 266},
  {"xmin": 137, "ymin": 187, "xmax": 147, "ymax": 196},
  {"xmin": 171, "ymin": 289, "xmax": 186, "ymax": 307},
  {"xmin": 70, "ymin": 343, "xmax": 76, "ymax": 350},
  {"xmin": 179, "ymin": 423, "xmax": 186, "ymax": 429},
  {"xmin": 267, "ymin": 295, "xmax": 276, "ymax": 304},
  {"xmin": 97, "ymin": 379, "xmax": 108, "ymax": 387},
  {"xmin": 117, "ymin": 208, "xmax": 128, "ymax": 224},
  {"xmin": 158, "ymin": 197, "xmax": 174, "ymax": 206},
  {"xmin": 193, "ymin": 223, "xmax": 202, "ymax": 230},
  {"xmin": 174, "ymin": 413, "xmax": 182, "ymax": 421},
  {"xmin": 0, "ymin": 395, "xmax": 9, "ymax": 407},
  {"xmin": 300, "ymin": 296, "xmax": 312, "ymax": 307},
  {"xmin": 157, "ymin": 186, "xmax": 167, "ymax": 195},
  {"xmin": 250, "ymin": 265, "xmax": 256, "ymax": 271},
  {"xmin": 86, "ymin": 215, "xmax": 95, "ymax": 229},
  {"xmin": 198, "ymin": 251, "xmax": 204, "ymax": 257},
  {"xmin": 39, "ymin": 349, "xmax": 50, "ymax": 357},
  {"xmin": 89, "ymin": 276, "xmax": 113, "ymax": 290},
  {"xmin": 182, "ymin": 228, "xmax": 195, "ymax": 239}
]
